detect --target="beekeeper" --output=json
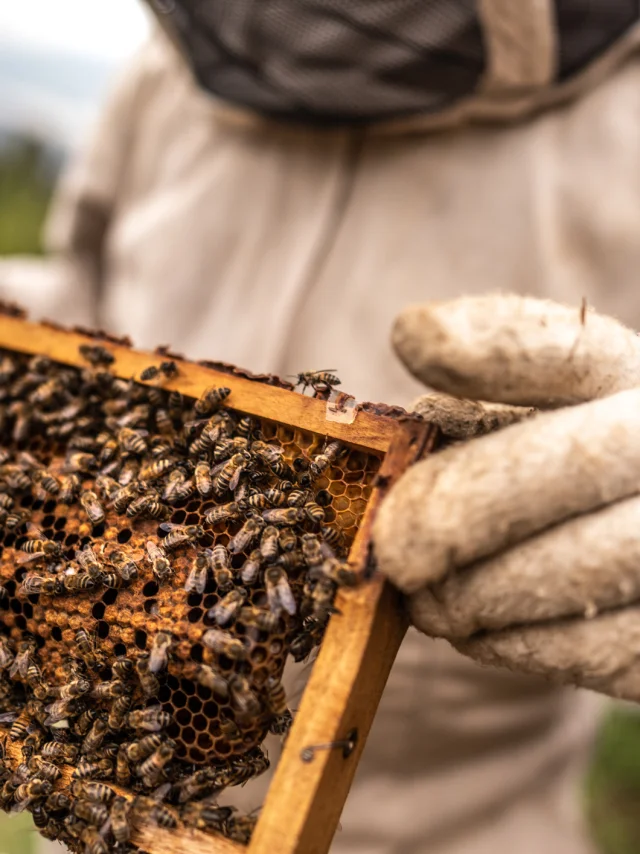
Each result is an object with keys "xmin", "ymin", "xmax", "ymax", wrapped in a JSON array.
[{"xmin": 3, "ymin": 4, "xmax": 640, "ymax": 852}]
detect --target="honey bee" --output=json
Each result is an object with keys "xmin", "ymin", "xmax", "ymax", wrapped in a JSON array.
[
  {"xmin": 132, "ymin": 796, "xmax": 179, "ymax": 829},
  {"xmin": 115, "ymin": 746, "xmax": 131, "ymax": 785},
  {"xmin": 108, "ymin": 694, "xmax": 132, "ymax": 732},
  {"xmin": 158, "ymin": 522, "xmax": 204, "ymax": 550},
  {"xmin": 90, "ymin": 680, "xmax": 125, "ymax": 701},
  {"xmin": 162, "ymin": 469, "xmax": 195, "ymax": 504},
  {"xmin": 94, "ymin": 474, "xmax": 120, "ymax": 501},
  {"xmin": 26, "ymin": 662, "xmax": 51, "ymax": 701},
  {"xmin": 154, "ymin": 407, "xmax": 174, "ymax": 434},
  {"xmin": 250, "ymin": 440, "xmax": 284, "ymax": 466},
  {"xmin": 14, "ymin": 778, "xmax": 52, "ymax": 808},
  {"xmin": 42, "ymin": 741, "xmax": 79, "ymax": 764},
  {"xmin": 149, "ymin": 632, "xmax": 173, "ymax": 674},
  {"xmin": 175, "ymin": 769, "xmax": 215, "ymax": 804},
  {"xmin": 269, "ymin": 709, "xmax": 294, "ymax": 737},
  {"xmin": 75, "ymin": 545, "xmax": 103, "ymax": 579},
  {"xmin": 313, "ymin": 557, "xmax": 358, "ymax": 587},
  {"xmin": 265, "ymin": 566, "xmax": 297, "ymax": 616},
  {"xmin": 137, "ymin": 741, "xmax": 175, "ymax": 785},
  {"xmin": 146, "ymin": 540, "xmax": 172, "ymax": 584},
  {"xmin": 79, "ymin": 344, "xmax": 115, "ymax": 366},
  {"xmin": 194, "ymin": 386, "xmax": 231, "ymax": 417},
  {"xmin": 72, "ymin": 758, "xmax": 114, "ymax": 780},
  {"xmin": 31, "ymin": 468, "xmax": 60, "ymax": 496},
  {"xmin": 110, "ymin": 796, "xmax": 132, "ymax": 844},
  {"xmin": 82, "ymin": 716, "xmax": 109, "ymax": 755},
  {"xmin": 111, "ymin": 656, "xmax": 134, "ymax": 682},
  {"xmin": 71, "ymin": 780, "xmax": 115, "ymax": 804},
  {"xmin": 203, "ymin": 629, "xmax": 248, "ymax": 661},
  {"xmin": 117, "ymin": 427, "xmax": 148, "ymax": 455},
  {"xmin": 226, "ymin": 812, "xmax": 260, "ymax": 844},
  {"xmin": 73, "ymin": 798, "xmax": 109, "ymax": 826},
  {"xmin": 204, "ymin": 501, "xmax": 240, "ymax": 525},
  {"xmin": 64, "ymin": 451, "xmax": 97, "ymax": 473},
  {"xmin": 112, "ymin": 481, "xmax": 142, "ymax": 513},
  {"xmin": 80, "ymin": 490, "xmax": 106, "ymax": 525},
  {"xmin": 212, "ymin": 435, "xmax": 249, "ymax": 462},
  {"xmin": 309, "ymin": 440, "xmax": 344, "ymax": 478},
  {"xmin": 194, "ymin": 664, "xmax": 229, "ymax": 700},
  {"xmin": 56, "ymin": 677, "xmax": 91, "ymax": 700},
  {"xmin": 104, "ymin": 548, "xmax": 139, "ymax": 582},
  {"xmin": 0, "ymin": 491, "xmax": 13, "ymax": 510},
  {"xmin": 75, "ymin": 627, "xmax": 105, "ymax": 671},
  {"xmin": 304, "ymin": 499, "xmax": 325, "ymax": 525},
  {"xmin": 45, "ymin": 791, "xmax": 72, "ymax": 813},
  {"xmin": 0, "ymin": 638, "xmax": 13, "ymax": 672},
  {"xmin": 185, "ymin": 552, "xmax": 210, "ymax": 595},
  {"xmin": 262, "ymin": 507, "xmax": 305, "ymax": 526},
  {"xmin": 167, "ymin": 389, "xmax": 184, "ymax": 420},
  {"xmin": 239, "ymin": 606, "xmax": 280, "ymax": 632},
  {"xmin": 118, "ymin": 457, "xmax": 140, "ymax": 486},
  {"xmin": 260, "ymin": 525, "xmax": 279, "ymax": 563},
  {"xmin": 9, "ymin": 638, "xmax": 37, "ymax": 679},
  {"xmin": 195, "ymin": 460, "xmax": 213, "ymax": 496},
  {"xmin": 321, "ymin": 524, "xmax": 345, "ymax": 551},
  {"xmin": 135, "ymin": 655, "xmax": 160, "ymax": 698},
  {"xmin": 125, "ymin": 733, "xmax": 164, "ymax": 763},
  {"xmin": 140, "ymin": 360, "xmax": 178, "ymax": 381},
  {"xmin": 213, "ymin": 450, "xmax": 252, "ymax": 495},
  {"xmin": 61, "ymin": 569, "xmax": 96, "ymax": 593},
  {"xmin": 127, "ymin": 706, "xmax": 170, "ymax": 733},
  {"xmin": 81, "ymin": 827, "xmax": 109, "ymax": 854},
  {"xmin": 229, "ymin": 675, "xmax": 261, "ymax": 718},
  {"xmin": 28, "ymin": 757, "xmax": 61, "ymax": 783},
  {"xmin": 240, "ymin": 549, "xmax": 262, "ymax": 586},
  {"xmin": 138, "ymin": 458, "xmax": 176, "ymax": 484},
  {"xmin": 277, "ymin": 527, "xmax": 297, "ymax": 553},
  {"xmin": 182, "ymin": 801, "xmax": 235, "ymax": 831},
  {"xmin": 264, "ymin": 675, "xmax": 287, "ymax": 716},
  {"xmin": 208, "ymin": 587, "xmax": 247, "ymax": 626},
  {"xmin": 219, "ymin": 717, "xmax": 241, "ymax": 741},
  {"xmin": 125, "ymin": 490, "xmax": 167, "ymax": 520},
  {"xmin": 293, "ymin": 369, "xmax": 341, "ymax": 395},
  {"xmin": 21, "ymin": 535, "xmax": 62, "ymax": 559},
  {"xmin": 229, "ymin": 515, "xmax": 264, "ymax": 554},
  {"xmin": 308, "ymin": 575, "xmax": 337, "ymax": 623},
  {"xmin": 20, "ymin": 575, "xmax": 62, "ymax": 596},
  {"xmin": 5, "ymin": 510, "xmax": 30, "ymax": 530}
]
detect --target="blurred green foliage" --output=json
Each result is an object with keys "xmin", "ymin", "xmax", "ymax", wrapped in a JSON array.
[
  {"xmin": 1, "ymin": 135, "xmax": 640, "ymax": 854},
  {"xmin": 0, "ymin": 135, "xmax": 60, "ymax": 256}
]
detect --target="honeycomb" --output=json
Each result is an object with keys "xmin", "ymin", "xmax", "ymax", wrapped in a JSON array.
[{"xmin": 0, "ymin": 345, "xmax": 381, "ymax": 849}]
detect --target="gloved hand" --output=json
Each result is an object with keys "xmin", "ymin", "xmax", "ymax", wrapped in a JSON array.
[{"xmin": 373, "ymin": 294, "xmax": 640, "ymax": 701}]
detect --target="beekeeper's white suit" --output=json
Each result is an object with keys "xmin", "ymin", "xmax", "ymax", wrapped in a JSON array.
[{"xmin": 4, "ymin": 4, "xmax": 640, "ymax": 852}]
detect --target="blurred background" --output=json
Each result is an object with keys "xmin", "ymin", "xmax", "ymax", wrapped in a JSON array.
[{"xmin": 1, "ymin": 3, "xmax": 640, "ymax": 854}]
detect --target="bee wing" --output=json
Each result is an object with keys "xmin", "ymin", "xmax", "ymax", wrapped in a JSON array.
[
  {"xmin": 17, "ymin": 552, "xmax": 46, "ymax": 566},
  {"xmin": 0, "ymin": 711, "xmax": 18, "ymax": 723},
  {"xmin": 228, "ymin": 464, "xmax": 247, "ymax": 493},
  {"xmin": 276, "ymin": 576, "xmax": 297, "ymax": 616},
  {"xmin": 158, "ymin": 522, "xmax": 177, "ymax": 533},
  {"xmin": 146, "ymin": 541, "xmax": 163, "ymax": 560}
]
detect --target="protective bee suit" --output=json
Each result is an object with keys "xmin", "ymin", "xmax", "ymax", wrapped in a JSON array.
[{"xmin": 4, "ymin": 3, "xmax": 640, "ymax": 852}]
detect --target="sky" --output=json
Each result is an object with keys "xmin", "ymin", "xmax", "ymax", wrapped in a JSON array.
[
  {"xmin": 0, "ymin": 0, "xmax": 150, "ymax": 63},
  {"xmin": 0, "ymin": 0, "xmax": 151, "ymax": 149}
]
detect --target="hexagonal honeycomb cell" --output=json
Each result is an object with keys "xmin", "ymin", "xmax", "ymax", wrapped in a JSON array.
[{"xmin": 0, "ymin": 350, "xmax": 381, "ymax": 775}]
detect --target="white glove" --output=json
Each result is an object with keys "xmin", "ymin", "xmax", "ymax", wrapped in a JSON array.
[{"xmin": 374, "ymin": 294, "xmax": 640, "ymax": 701}]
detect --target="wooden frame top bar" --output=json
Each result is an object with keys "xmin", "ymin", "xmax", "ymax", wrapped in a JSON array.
[{"xmin": 0, "ymin": 315, "xmax": 402, "ymax": 454}]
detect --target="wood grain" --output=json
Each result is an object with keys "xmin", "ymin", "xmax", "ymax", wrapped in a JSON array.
[
  {"xmin": 0, "ymin": 315, "xmax": 399, "ymax": 453},
  {"xmin": 249, "ymin": 422, "xmax": 436, "ymax": 854},
  {"xmin": 1, "ymin": 734, "xmax": 243, "ymax": 854},
  {"xmin": 0, "ymin": 315, "xmax": 436, "ymax": 854}
]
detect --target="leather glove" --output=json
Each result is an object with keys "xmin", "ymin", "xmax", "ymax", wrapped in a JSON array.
[{"xmin": 373, "ymin": 294, "xmax": 640, "ymax": 701}]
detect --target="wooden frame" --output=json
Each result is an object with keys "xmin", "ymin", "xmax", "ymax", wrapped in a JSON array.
[{"xmin": 0, "ymin": 313, "xmax": 435, "ymax": 854}]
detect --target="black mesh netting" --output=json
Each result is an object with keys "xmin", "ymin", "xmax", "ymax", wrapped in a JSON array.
[
  {"xmin": 148, "ymin": 0, "xmax": 640, "ymax": 125},
  {"xmin": 150, "ymin": 0, "xmax": 486, "ymax": 124},
  {"xmin": 555, "ymin": 0, "xmax": 640, "ymax": 79}
]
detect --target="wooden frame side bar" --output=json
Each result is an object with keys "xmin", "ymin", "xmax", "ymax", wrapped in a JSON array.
[
  {"xmin": 249, "ymin": 422, "xmax": 435, "ymax": 854},
  {"xmin": 0, "ymin": 316, "xmax": 398, "ymax": 453}
]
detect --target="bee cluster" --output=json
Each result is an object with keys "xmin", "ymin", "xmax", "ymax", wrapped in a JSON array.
[{"xmin": 0, "ymin": 345, "xmax": 380, "ymax": 851}]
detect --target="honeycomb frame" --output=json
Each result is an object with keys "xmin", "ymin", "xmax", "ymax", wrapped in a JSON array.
[{"xmin": 0, "ymin": 310, "xmax": 435, "ymax": 854}]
